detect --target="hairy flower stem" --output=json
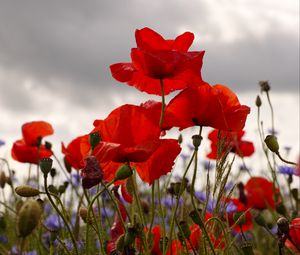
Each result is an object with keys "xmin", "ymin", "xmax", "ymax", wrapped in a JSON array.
[
  {"xmin": 159, "ymin": 79, "xmax": 165, "ymax": 128},
  {"xmin": 85, "ymin": 181, "xmax": 114, "ymax": 254},
  {"xmin": 165, "ymin": 152, "xmax": 196, "ymax": 255},
  {"xmin": 191, "ymin": 149, "xmax": 216, "ymax": 255},
  {"xmin": 44, "ymin": 174, "xmax": 79, "ymax": 255}
]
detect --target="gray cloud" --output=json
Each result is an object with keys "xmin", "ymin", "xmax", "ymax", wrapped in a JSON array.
[{"xmin": 0, "ymin": 0, "xmax": 298, "ymax": 113}]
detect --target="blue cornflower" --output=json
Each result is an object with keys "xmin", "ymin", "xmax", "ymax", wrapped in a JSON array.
[
  {"xmin": 226, "ymin": 201, "xmax": 238, "ymax": 214},
  {"xmin": 278, "ymin": 166, "xmax": 295, "ymax": 175},
  {"xmin": 0, "ymin": 234, "xmax": 8, "ymax": 244},
  {"xmin": 25, "ymin": 251, "xmax": 38, "ymax": 255},
  {"xmin": 0, "ymin": 140, "xmax": 5, "ymax": 147},
  {"xmin": 44, "ymin": 214, "xmax": 64, "ymax": 231},
  {"xmin": 71, "ymin": 172, "xmax": 81, "ymax": 187}
]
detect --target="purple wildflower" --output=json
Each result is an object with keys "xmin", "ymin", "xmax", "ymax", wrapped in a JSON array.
[{"xmin": 278, "ymin": 166, "xmax": 295, "ymax": 175}]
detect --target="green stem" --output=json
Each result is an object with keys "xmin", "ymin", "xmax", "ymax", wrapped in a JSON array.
[
  {"xmin": 158, "ymin": 179, "xmax": 167, "ymax": 255},
  {"xmin": 275, "ymin": 152, "xmax": 298, "ymax": 166},
  {"xmin": 44, "ymin": 174, "xmax": 79, "ymax": 255}
]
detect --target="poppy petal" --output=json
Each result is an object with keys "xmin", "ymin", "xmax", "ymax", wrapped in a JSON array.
[{"xmin": 22, "ymin": 121, "xmax": 54, "ymax": 146}]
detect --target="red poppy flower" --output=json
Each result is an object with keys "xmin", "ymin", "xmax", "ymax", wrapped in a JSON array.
[
  {"xmin": 285, "ymin": 218, "xmax": 300, "ymax": 251},
  {"xmin": 244, "ymin": 177, "xmax": 278, "ymax": 210},
  {"xmin": 207, "ymin": 129, "xmax": 255, "ymax": 159},
  {"xmin": 61, "ymin": 135, "xmax": 90, "ymax": 170},
  {"xmin": 163, "ymin": 83, "xmax": 250, "ymax": 131},
  {"xmin": 110, "ymin": 27, "xmax": 205, "ymax": 95},
  {"xmin": 92, "ymin": 103, "xmax": 181, "ymax": 184},
  {"xmin": 11, "ymin": 121, "xmax": 53, "ymax": 164}
]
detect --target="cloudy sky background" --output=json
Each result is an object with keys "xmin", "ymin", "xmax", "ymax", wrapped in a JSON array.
[{"xmin": 0, "ymin": 0, "xmax": 299, "ymax": 175}]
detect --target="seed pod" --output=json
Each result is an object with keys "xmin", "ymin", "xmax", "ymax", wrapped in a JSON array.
[
  {"xmin": 15, "ymin": 185, "xmax": 40, "ymax": 197},
  {"xmin": 255, "ymin": 95, "xmax": 262, "ymax": 107},
  {"xmin": 114, "ymin": 164, "xmax": 133, "ymax": 181},
  {"xmin": 39, "ymin": 158, "xmax": 53, "ymax": 176},
  {"xmin": 89, "ymin": 132, "xmax": 101, "ymax": 151},
  {"xmin": 264, "ymin": 135, "xmax": 279, "ymax": 153},
  {"xmin": 241, "ymin": 242, "xmax": 254, "ymax": 255},
  {"xmin": 17, "ymin": 199, "xmax": 43, "ymax": 238},
  {"xmin": 192, "ymin": 135, "xmax": 202, "ymax": 149},
  {"xmin": 277, "ymin": 217, "xmax": 289, "ymax": 235}
]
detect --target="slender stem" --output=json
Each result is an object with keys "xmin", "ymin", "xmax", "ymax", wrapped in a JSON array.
[
  {"xmin": 157, "ymin": 179, "xmax": 167, "ymax": 255},
  {"xmin": 275, "ymin": 152, "xmax": 298, "ymax": 166},
  {"xmin": 44, "ymin": 174, "xmax": 79, "ymax": 255},
  {"xmin": 85, "ymin": 181, "xmax": 113, "ymax": 254}
]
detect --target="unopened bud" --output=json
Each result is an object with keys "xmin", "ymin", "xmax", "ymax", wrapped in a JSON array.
[
  {"xmin": 79, "ymin": 207, "xmax": 88, "ymax": 223},
  {"xmin": 89, "ymin": 132, "xmax": 101, "ymax": 151},
  {"xmin": 140, "ymin": 199, "xmax": 150, "ymax": 214},
  {"xmin": 116, "ymin": 234, "xmax": 125, "ymax": 252},
  {"xmin": 17, "ymin": 199, "xmax": 43, "ymax": 238},
  {"xmin": 47, "ymin": 185, "xmax": 59, "ymax": 195},
  {"xmin": 264, "ymin": 135, "xmax": 279, "ymax": 153},
  {"xmin": 275, "ymin": 203, "xmax": 287, "ymax": 216},
  {"xmin": 189, "ymin": 209, "xmax": 203, "ymax": 226},
  {"xmin": 277, "ymin": 217, "xmax": 289, "ymax": 235},
  {"xmin": 233, "ymin": 212, "xmax": 246, "ymax": 226},
  {"xmin": 44, "ymin": 141, "xmax": 52, "ymax": 150},
  {"xmin": 63, "ymin": 157, "xmax": 72, "ymax": 173},
  {"xmin": 39, "ymin": 158, "xmax": 53, "ymax": 176},
  {"xmin": 50, "ymin": 168, "xmax": 56, "ymax": 178},
  {"xmin": 178, "ymin": 134, "xmax": 183, "ymax": 144},
  {"xmin": 192, "ymin": 135, "xmax": 202, "ymax": 149},
  {"xmin": 15, "ymin": 185, "xmax": 40, "ymax": 197},
  {"xmin": 254, "ymin": 214, "xmax": 266, "ymax": 227},
  {"xmin": 114, "ymin": 164, "xmax": 133, "ymax": 181},
  {"xmin": 179, "ymin": 221, "xmax": 191, "ymax": 238},
  {"xmin": 255, "ymin": 95, "xmax": 262, "ymax": 107},
  {"xmin": 0, "ymin": 171, "xmax": 6, "ymax": 188},
  {"xmin": 167, "ymin": 182, "xmax": 185, "ymax": 197},
  {"xmin": 291, "ymin": 188, "xmax": 299, "ymax": 202}
]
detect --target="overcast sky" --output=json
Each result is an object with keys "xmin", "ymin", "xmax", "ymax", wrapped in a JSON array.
[{"xmin": 0, "ymin": 0, "xmax": 299, "ymax": 169}]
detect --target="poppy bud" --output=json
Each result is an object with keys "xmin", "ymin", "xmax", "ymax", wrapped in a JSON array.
[
  {"xmin": 47, "ymin": 185, "xmax": 59, "ymax": 195},
  {"xmin": 179, "ymin": 220, "xmax": 191, "ymax": 238},
  {"xmin": 275, "ymin": 203, "xmax": 287, "ymax": 216},
  {"xmin": 89, "ymin": 132, "xmax": 101, "ymax": 151},
  {"xmin": 255, "ymin": 95, "xmax": 262, "ymax": 107},
  {"xmin": 124, "ymin": 225, "xmax": 136, "ymax": 247},
  {"xmin": 291, "ymin": 188, "xmax": 298, "ymax": 202},
  {"xmin": 167, "ymin": 182, "xmax": 185, "ymax": 197},
  {"xmin": 79, "ymin": 207, "xmax": 90, "ymax": 223},
  {"xmin": 63, "ymin": 157, "xmax": 72, "ymax": 173},
  {"xmin": 140, "ymin": 199, "xmax": 150, "ymax": 214},
  {"xmin": 192, "ymin": 135, "xmax": 202, "ymax": 149},
  {"xmin": 39, "ymin": 158, "xmax": 53, "ymax": 176},
  {"xmin": 58, "ymin": 184, "xmax": 67, "ymax": 194},
  {"xmin": 254, "ymin": 214, "xmax": 266, "ymax": 227},
  {"xmin": 116, "ymin": 234, "xmax": 125, "ymax": 252},
  {"xmin": 277, "ymin": 217, "xmax": 289, "ymax": 235},
  {"xmin": 15, "ymin": 185, "xmax": 40, "ymax": 197},
  {"xmin": 233, "ymin": 212, "xmax": 246, "ymax": 226},
  {"xmin": 264, "ymin": 135, "xmax": 279, "ymax": 153},
  {"xmin": 189, "ymin": 209, "xmax": 203, "ymax": 225},
  {"xmin": 159, "ymin": 237, "xmax": 169, "ymax": 253},
  {"xmin": 50, "ymin": 168, "xmax": 56, "ymax": 178},
  {"xmin": 44, "ymin": 141, "xmax": 52, "ymax": 150},
  {"xmin": 287, "ymin": 174, "xmax": 293, "ymax": 184},
  {"xmin": 17, "ymin": 199, "xmax": 43, "ymax": 238},
  {"xmin": 178, "ymin": 134, "xmax": 183, "ymax": 144},
  {"xmin": 241, "ymin": 242, "xmax": 254, "ymax": 255},
  {"xmin": 0, "ymin": 171, "xmax": 6, "ymax": 188},
  {"xmin": 259, "ymin": 80, "xmax": 271, "ymax": 92},
  {"xmin": 114, "ymin": 164, "xmax": 133, "ymax": 181}
]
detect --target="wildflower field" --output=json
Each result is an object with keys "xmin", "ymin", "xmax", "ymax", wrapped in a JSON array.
[{"xmin": 0, "ymin": 27, "xmax": 299, "ymax": 255}]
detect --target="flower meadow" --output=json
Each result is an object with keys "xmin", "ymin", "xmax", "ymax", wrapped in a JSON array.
[{"xmin": 0, "ymin": 27, "xmax": 299, "ymax": 255}]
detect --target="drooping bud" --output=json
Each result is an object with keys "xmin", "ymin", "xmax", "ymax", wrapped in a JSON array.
[
  {"xmin": 264, "ymin": 135, "xmax": 279, "ymax": 153},
  {"xmin": 44, "ymin": 141, "xmax": 52, "ymax": 150},
  {"xmin": 116, "ymin": 234, "xmax": 125, "ymax": 252},
  {"xmin": 192, "ymin": 135, "xmax": 202, "ymax": 149},
  {"xmin": 124, "ymin": 225, "xmax": 136, "ymax": 247},
  {"xmin": 89, "ymin": 132, "xmax": 101, "ymax": 151},
  {"xmin": 178, "ymin": 134, "xmax": 183, "ymax": 144},
  {"xmin": 0, "ymin": 171, "xmax": 6, "ymax": 188},
  {"xmin": 179, "ymin": 221, "xmax": 191, "ymax": 238},
  {"xmin": 233, "ymin": 212, "xmax": 246, "ymax": 226},
  {"xmin": 50, "ymin": 168, "xmax": 56, "ymax": 178},
  {"xmin": 63, "ymin": 157, "xmax": 72, "ymax": 173},
  {"xmin": 255, "ymin": 95, "xmax": 262, "ymax": 107},
  {"xmin": 17, "ymin": 199, "xmax": 43, "ymax": 238},
  {"xmin": 277, "ymin": 217, "xmax": 289, "ymax": 235},
  {"xmin": 114, "ymin": 164, "xmax": 133, "ymax": 181},
  {"xmin": 15, "ymin": 185, "xmax": 40, "ymax": 197},
  {"xmin": 47, "ymin": 185, "xmax": 59, "ymax": 195},
  {"xmin": 259, "ymin": 80, "xmax": 271, "ymax": 92},
  {"xmin": 79, "ymin": 207, "xmax": 89, "ymax": 223},
  {"xmin": 39, "ymin": 158, "xmax": 53, "ymax": 176},
  {"xmin": 189, "ymin": 209, "xmax": 203, "ymax": 225},
  {"xmin": 254, "ymin": 213, "xmax": 266, "ymax": 227}
]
